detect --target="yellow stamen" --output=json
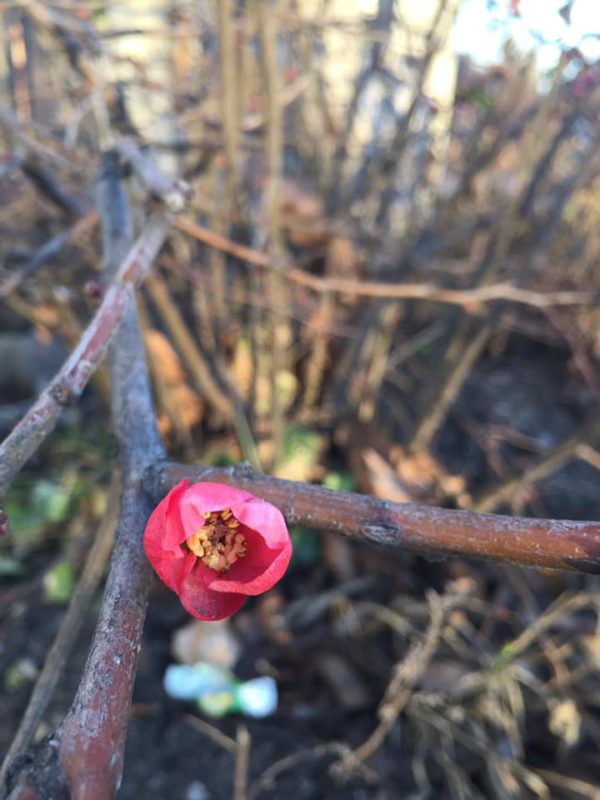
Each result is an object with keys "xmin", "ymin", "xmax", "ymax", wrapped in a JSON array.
[{"xmin": 185, "ymin": 508, "xmax": 247, "ymax": 573}]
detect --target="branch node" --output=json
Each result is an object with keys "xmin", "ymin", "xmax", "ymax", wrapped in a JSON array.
[
  {"xmin": 141, "ymin": 459, "xmax": 173, "ymax": 499},
  {"xmin": 362, "ymin": 523, "xmax": 403, "ymax": 543},
  {"xmin": 233, "ymin": 461, "xmax": 256, "ymax": 479},
  {"xmin": 49, "ymin": 382, "xmax": 78, "ymax": 407},
  {"xmin": 5, "ymin": 736, "xmax": 68, "ymax": 800}
]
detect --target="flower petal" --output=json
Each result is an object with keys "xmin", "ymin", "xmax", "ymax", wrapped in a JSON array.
[
  {"xmin": 144, "ymin": 481, "xmax": 292, "ymax": 621},
  {"xmin": 161, "ymin": 481, "xmax": 190, "ymax": 552},
  {"xmin": 144, "ymin": 480, "xmax": 191, "ymax": 590},
  {"xmin": 178, "ymin": 561, "xmax": 246, "ymax": 620},
  {"xmin": 208, "ymin": 501, "xmax": 292, "ymax": 595},
  {"xmin": 208, "ymin": 540, "xmax": 291, "ymax": 595},
  {"xmin": 234, "ymin": 498, "xmax": 291, "ymax": 550},
  {"xmin": 179, "ymin": 482, "xmax": 256, "ymax": 532}
]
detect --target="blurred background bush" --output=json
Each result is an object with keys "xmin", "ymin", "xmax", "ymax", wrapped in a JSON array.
[{"xmin": 2, "ymin": 1, "xmax": 600, "ymax": 797}]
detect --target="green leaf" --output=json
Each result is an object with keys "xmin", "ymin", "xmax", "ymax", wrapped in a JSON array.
[
  {"xmin": 275, "ymin": 426, "xmax": 322, "ymax": 482},
  {"xmin": 470, "ymin": 87, "xmax": 493, "ymax": 110},
  {"xmin": 4, "ymin": 659, "xmax": 37, "ymax": 692},
  {"xmin": 33, "ymin": 480, "xmax": 72, "ymax": 523},
  {"xmin": 44, "ymin": 560, "xmax": 76, "ymax": 604},
  {"xmin": 323, "ymin": 471, "xmax": 355, "ymax": 492},
  {"xmin": 5, "ymin": 478, "xmax": 77, "ymax": 551}
]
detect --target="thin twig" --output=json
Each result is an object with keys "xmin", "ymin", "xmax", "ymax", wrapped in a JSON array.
[
  {"xmin": 372, "ymin": 0, "xmax": 456, "ymax": 226},
  {"xmin": 233, "ymin": 724, "xmax": 250, "ymax": 800},
  {"xmin": 335, "ymin": 591, "xmax": 451, "ymax": 773},
  {"xmin": 246, "ymin": 743, "xmax": 355, "ymax": 800},
  {"xmin": 409, "ymin": 323, "xmax": 491, "ymax": 453},
  {"xmin": 533, "ymin": 768, "xmax": 600, "ymax": 799},
  {"xmin": 473, "ymin": 418, "xmax": 600, "ymax": 513},
  {"xmin": 0, "ymin": 211, "xmax": 169, "ymax": 499},
  {"xmin": 153, "ymin": 461, "xmax": 600, "ymax": 574},
  {"xmin": 252, "ymin": 0, "xmax": 289, "ymax": 467},
  {"xmin": 299, "ymin": 293, "xmax": 333, "ymax": 416},
  {"xmin": 174, "ymin": 217, "xmax": 594, "ymax": 309},
  {"xmin": 3, "ymin": 153, "xmax": 167, "ymax": 800},
  {"xmin": 217, "ymin": 0, "xmax": 240, "ymax": 197},
  {"xmin": 145, "ymin": 271, "xmax": 235, "ymax": 419},
  {"xmin": 490, "ymin": 591, "xmax": 592, "ymax": 668},
  {"xmin": 0, "ymin": 210, "xmax": 98, "ymax": 303},
  {"xmin": 183, "ymin": 715, "xmax": 237, "ymax": 754}
]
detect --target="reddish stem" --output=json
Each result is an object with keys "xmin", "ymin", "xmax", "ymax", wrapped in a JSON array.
[
  {"xmin": 2, "ymin": 153, "xmax": 166, "ymax": 800},
  {"xmin": 156, "ymin": 462, "xmax": 600, "ymax": 574}
]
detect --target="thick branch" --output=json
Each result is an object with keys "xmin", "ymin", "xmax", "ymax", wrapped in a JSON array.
[
  {"xmin": 57, "ymin": 155, "xmax": 166, "ymax": 799},
  {"xmin": 3, "ymin": 153, "xmax": 166, "ymax": 800},
  {"xmin": 153, "ymin": 462, "xmax": 600, "ymax": 574},
  {"xmin": 0, "ymin": 212, "xmax": 168, "ymax": 499}
]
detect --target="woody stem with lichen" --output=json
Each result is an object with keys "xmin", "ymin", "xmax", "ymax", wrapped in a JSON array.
[{"xmin": 2, "ymin": 152, "xmax": 166, "ymax": 800}]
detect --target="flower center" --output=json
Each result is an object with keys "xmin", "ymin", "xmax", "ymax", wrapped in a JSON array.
[{"xmin": 185, "ymin": 508, "xmax": 247, "ymax": 573}]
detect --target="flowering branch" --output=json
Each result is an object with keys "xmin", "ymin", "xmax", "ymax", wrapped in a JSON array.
[{"xmin": 153, "ymin": 462, "xmax": 600, "ymax": 574}]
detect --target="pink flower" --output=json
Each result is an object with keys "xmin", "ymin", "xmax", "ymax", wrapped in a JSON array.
[{"xmin": 144, "ymin": 481, "xmax": 292, "ymax": 621}]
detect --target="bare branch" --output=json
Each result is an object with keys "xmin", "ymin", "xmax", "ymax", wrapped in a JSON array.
[
  {"xmin": 0, "ymin": 211, "xmax": 169, "ymax": 499},
  {"xmin": 57, "ymin": 154, "xmax": 166, "ymax": 799},
  {"xmin": 0, "ymin": 210, "xmax": 98, "ymax": 303},
  {"xmin": 174, "ymin": 217, "xmax": 594, "ymax": 309},
  {"xmin": 2, "ymin": 151, "xmax": 166, "ymax": 800},
  {"xmin": 473, "ymin": 418, "xmax": 600, "ymax": 513},
  {"xmin": 153, "ymin": 462, "xmax": 600, "ymax": 574},
  {"xmin": 114, "ymin": 137, "xmax": 190, "ymax": 212}
]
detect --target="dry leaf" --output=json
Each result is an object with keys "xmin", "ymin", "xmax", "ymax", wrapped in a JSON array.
[
  {"xmin": 360, "ymin": 448, "xmax": 413, "ymax": 503},
  {"xmin": 145, "ymin": 329, "xmax": 203, "ymax": 436},
  {"xmin": 280, "ymin": 179, "xmax": 329, "ymax": 248},
  {"xmin": 548, "ymin": 699, "xmax": 581, "ymax": 748}
]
